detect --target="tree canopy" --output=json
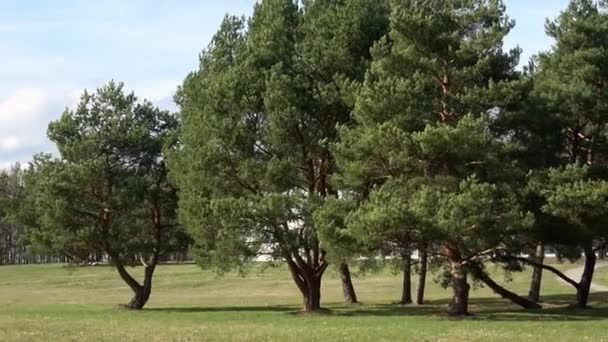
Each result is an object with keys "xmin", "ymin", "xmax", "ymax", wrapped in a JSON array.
[{"xmin": 26, "ymin": 82, "xmax": 188, "ymax": 309}]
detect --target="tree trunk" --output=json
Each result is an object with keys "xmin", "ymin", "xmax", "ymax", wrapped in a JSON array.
[
  {"xmin": 113, "ymin": 256, "xmax": 157, "ymax": 310},
  {"xmin": 302, "ymin": 275, "xmax": 322, "ymax": 312},
  {"xmin": 416, "ymin": 247, "xmax": 428, "ymax": 305},
  {"xmin": 339, "ymin": 262, "xmax": 358, "ymax": 304},
  {"xmin": 575, "ymin": 246, "xmax": 596, "ymax": 309},
  {"xmin": 125, "ymin": 287, "xmax": 149, "ymax": 310},
  {"xmin": 123, "ymin": 263, "xmax": 156, "ymax": 310},
  {"xmin": 287, "ymin": 255, "xmax": 327, "ymax": 312},
  {"xmin": 447, "ymin": 261, "xmax": 470, "ymax": 316},
  {"xmin": 401, "ymin": 252, "xmax": 412, "ymax": 304},
  {"xmin": 471, "ymin": 264, "xmax": 541, "ymax": 309},
  {"xmin": 528, "ymin": 243, "xmax": 544, "ymax": 303}
]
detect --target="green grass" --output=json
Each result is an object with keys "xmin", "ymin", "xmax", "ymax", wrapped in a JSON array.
[
  {"xmin": 594, "ymin": 264, "xmax": 608, "ymax": 286},
  {"xmin": 0, "ymin": 262, "xmax": 607, "ymax": 341}
]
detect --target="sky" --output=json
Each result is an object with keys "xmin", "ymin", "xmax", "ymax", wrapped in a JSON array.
[{"xmin": 0, "ymin": 0, "xmax": 569, "ymax": 168}]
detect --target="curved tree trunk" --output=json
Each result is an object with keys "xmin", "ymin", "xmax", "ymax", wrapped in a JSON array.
[
  {"xmin": 102, "ymin": 204, "xmax": 163, "ymax": 311},
  {"xmin": 416, "ymin": 246, "xmax": 428, "ymax": 305},
  {"xmin": 496, "ymin": 247, "xmax": 596, "ymax": 309},
  {"xmin": 125, "ymin": 287, "xmax": 150, "ymax": 310},
  {"xmin": 471, "ymin": 264, "xmax": 541, "ymax": 309},
  {"xmin": 112, "ymin": 251, "xmax": 159, "ymax": 310},
  {"xmin": 447, "ymin": 261, "xmax": 470, "ymax": 316},
  {"xmin": 339, "ymin": 262, "xmax": 358, "ymax": 304},
  {"xmin": 575, "ymin": 245, "xmax": 596, "ymax": 308},
  {"xmin": 401, "ymin": 252, "xmax": 412, "ymax": 304},
  {"xmin": 528, "ymin": 243, "xmax": 544, "ymax": 303}
]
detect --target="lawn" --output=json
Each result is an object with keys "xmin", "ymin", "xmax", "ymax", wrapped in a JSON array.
[
  {"xmin": 0, "ymin": 261, "xmax": 607, "ymax": 341},
  {"xmin": 594, "ymin": 263, "xmax": 608, "ymax": 286}
]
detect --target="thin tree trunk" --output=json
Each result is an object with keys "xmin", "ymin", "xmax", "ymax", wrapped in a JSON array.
[
  {"xmin": 528, "ymin": 243, "xmax": 544, "ymax": 303},
  {"xmin": 447, "ymin": 261, "xmax": 470, "ymax": 316},
  {"xmin": 416, "ymin": 246, "xmax": 428, "ymax": 305},
  {"xmin": 401, "ymin": 252, "xmax": 412, "ymax": 304},
  {"xmin": 339, "ymin": 262, "xmax": 358, "ymax": 304},
  {"xmin": 575, "ymin": 245, "xmax": 596, "ymax": 309}
]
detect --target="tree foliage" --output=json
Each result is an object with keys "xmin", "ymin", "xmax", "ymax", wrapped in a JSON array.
[
  {"xmin": 171, "ymin": 0, "xmax": 389, "ymax": 311},
  {"xmin": 27, "ymin": 82, "xmax": 188, "ymax": 309}
]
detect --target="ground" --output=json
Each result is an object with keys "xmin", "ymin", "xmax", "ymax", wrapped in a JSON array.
[{"xmin": 0, "ymin": 261, "xmax": 607, "ymax": 341}]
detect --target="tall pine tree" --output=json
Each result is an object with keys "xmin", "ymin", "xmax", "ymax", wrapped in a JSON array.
[
  {"xmin": 334, "ymin": 0, "xmax": 534, "ymax": 316},
  {"xmin": 171, "ymin": 0, "xmax": 389, "ymax": 312}
]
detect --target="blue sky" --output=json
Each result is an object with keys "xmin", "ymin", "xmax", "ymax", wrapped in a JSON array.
[{"xmin": 0, "ymin": 0, "xmax": 569, "ymax": 168}]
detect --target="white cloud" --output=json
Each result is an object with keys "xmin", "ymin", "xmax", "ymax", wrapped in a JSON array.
[
  {"xmin": 0, "ymin": 161, "xmax": 14, "ymax": 170},
  {"xmin": 133, "ymin": 81, "xmax": 179, "ymax": 103},
  {"xmin": 0, "ymin": 88, "xmax": 49, "ymax": 125},
  {"xmin": 0, "ymin": 81, "xmax": 177, "ymax": 167},
  {"xmin": 0, "ymin": 136, "xmax": 19, "ymax": 151},
  {"xmin": 0, "ymin": 87, "xmax": 63, "ymax": 166}
]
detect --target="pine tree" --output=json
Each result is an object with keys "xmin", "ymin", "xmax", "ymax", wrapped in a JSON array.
[
  {"xmin": 527, "ymin": 0, "xmax": 608, "ymax": 308},
  {"xmin": 334, "ymin": 0, "xmax": 535, "ymax": 316},
  {"xmin": 170, "ymin": 0, "xmax": 389, "ymax": 312},
  {"xmin": 27, "ymin": 82, "xmax": 187, "ymax": 309}
]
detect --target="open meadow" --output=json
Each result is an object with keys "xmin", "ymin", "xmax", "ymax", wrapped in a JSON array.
[
  {"xmin": 3, "ymin": 0, "xmax": 608, "ymax": 341},
  {"xmin": 0, "ymin": 262, "xmax": 607, "ymax": 342}
]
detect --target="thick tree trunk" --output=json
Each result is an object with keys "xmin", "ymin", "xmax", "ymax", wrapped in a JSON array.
[
  {"xmin": 575, "ymin": 246, "xmax": 596, "ymax": 309},
  {"xmin": 113, "ymin": 255, "xmax": 157, "ymax": 310},
  {"xmin": 339, "ymin": 262, "xmax": 358, "ymax": 304},
  {"xmin": 401, "ymin": 252, "xmax": 412, "ymax": 304},
  {"xmin": 303, "ymin": 275, "xmax": 322, "ymax": 311},
  {"xmin": 287, "ymin": 254, "xmax": 328, "ymax": 313},
  {"xmin": 471, "ymin": 264, "xmax": 541, "ymax": 309},
  {"xmin": 447, "ymin": 261, "xmax": 470, "ymax": 316},
  {"xmin": 416, "ymin": 247, "xmax": 428, "ymax": 305},
  {"xmin": 528, "ymin": 243, "xmax": 544, "ymax": 303},
  {"xmin": 125, "ymin": 287, "xmax": 150, "ymax": 310}
]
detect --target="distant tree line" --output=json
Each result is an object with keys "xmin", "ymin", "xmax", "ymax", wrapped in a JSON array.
[{"xmin": 1, "ymin": 0, "xmax": 608, "ymax": 317}]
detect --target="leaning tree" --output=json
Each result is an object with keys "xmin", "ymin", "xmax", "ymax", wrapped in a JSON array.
[
  {"xmin": 499, "ymin": 0, "xmax": 608, "ymax": 309},
  {"xmin": 27, "ymin": 82, "xmax": 188, "ymax": 309}
]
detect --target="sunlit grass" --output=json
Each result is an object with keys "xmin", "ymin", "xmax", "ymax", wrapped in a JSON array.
[{"xmin": 0, "ymin": 261, "xmax": 606, "ymax": 341}]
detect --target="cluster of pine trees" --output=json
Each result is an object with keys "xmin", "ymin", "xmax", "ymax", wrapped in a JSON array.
[{"xmin": 2, "ymin": 0, "xmax": 608, "ymax": 316}]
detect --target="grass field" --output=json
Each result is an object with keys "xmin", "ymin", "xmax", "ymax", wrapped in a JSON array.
[
  {"xmin": 594, "ymin": 265, "xmax": 608, "ymax": 286},
  {"xmin": 0, "ymin": 261, "xmax": 607, "ymax": 341}
]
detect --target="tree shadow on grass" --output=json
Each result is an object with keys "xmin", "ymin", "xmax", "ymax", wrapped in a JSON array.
[
  {"xmin": 330, "ymin": 292, "xmax": 608, "ymax": 321},
  {"xmin": 144, "ymin": 293, "xmax": 608, "ymax": 321},
  {"xmin": 146, "ymin": 305, "xmax": 297, "ymax": 313}
]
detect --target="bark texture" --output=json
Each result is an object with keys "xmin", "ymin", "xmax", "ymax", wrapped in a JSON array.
[
  {"xmin": 575, "ymin": 246, "xmax": 596, "ymax": 308},
  {"xmin": 447, "ymin": 261, "xmax": 470, "ymax": 316},
  {"xmin": 287, "ymin": 251, "xmax": 328, "ymax": 312},
  {"xmin": 401, "ymin": 252, "xmax": 412, "ymax": 304},
  {"xmin": 115, "ymin": 256, "xmax": 158, "ymax": 310},
  {"xmin": 528, "ymin": 243, "xmax": 544, "ymax": 303},
  {"xmin": 339, "ymin": 262, "xmax": 358, "ymax": 304}
]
